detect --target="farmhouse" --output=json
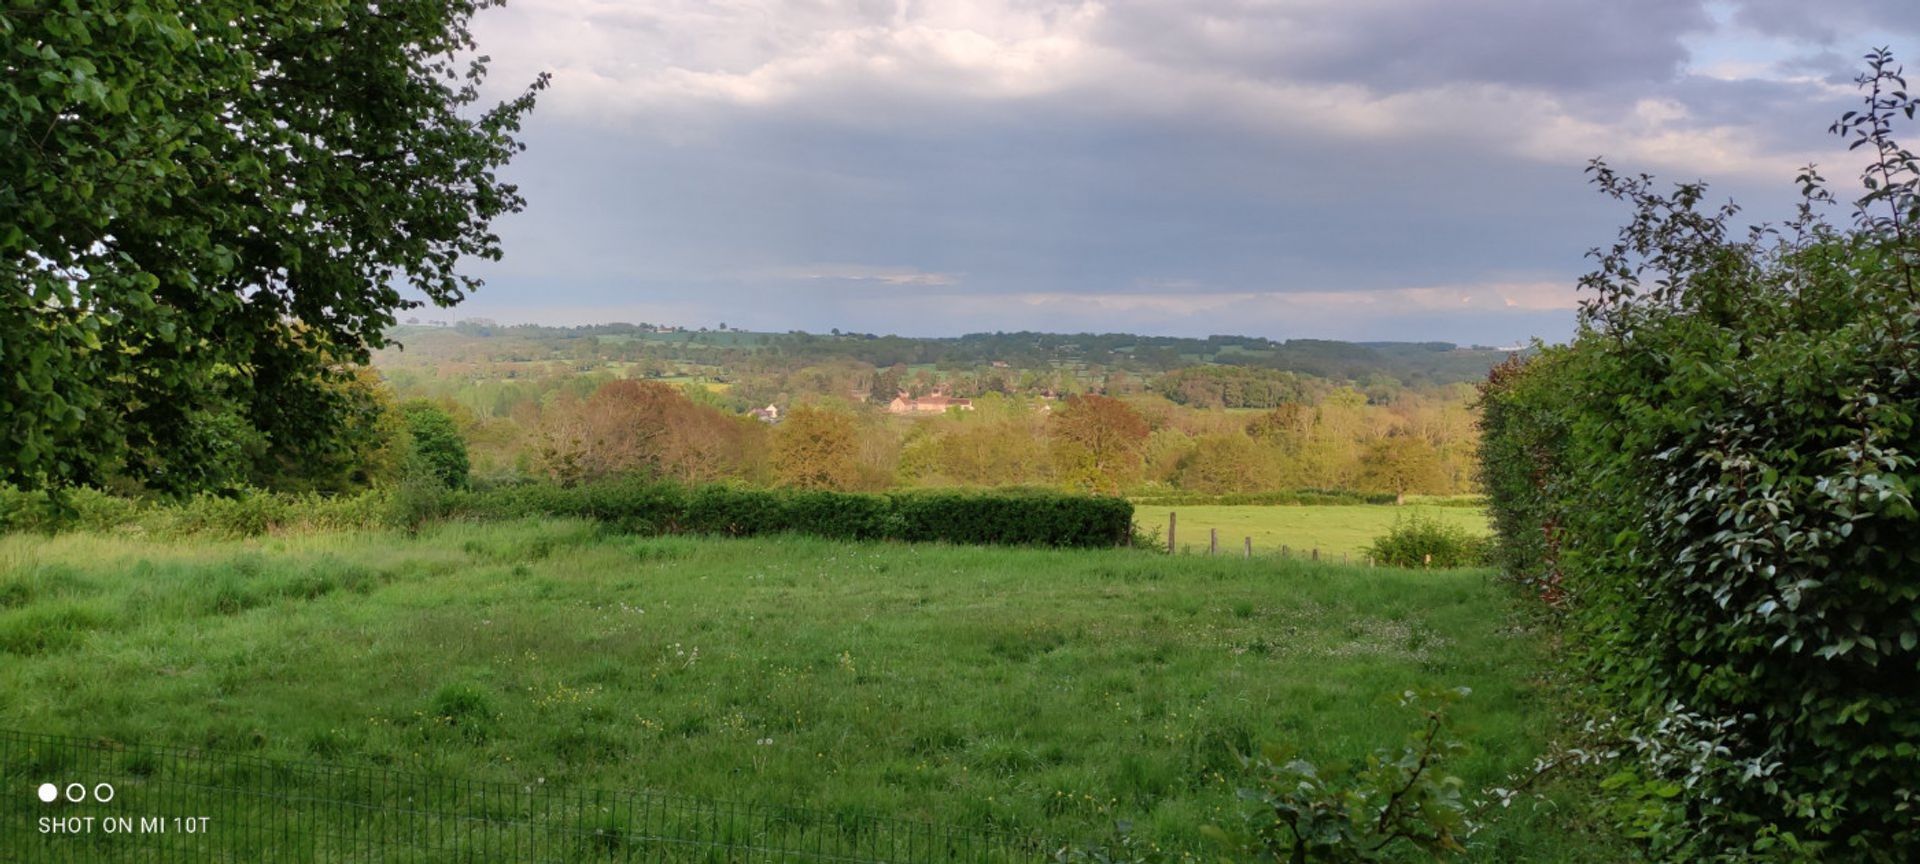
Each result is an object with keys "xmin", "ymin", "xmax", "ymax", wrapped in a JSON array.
[{"xmin": 885, "ymin": 391, "xmax": 974, "ymax": 414}]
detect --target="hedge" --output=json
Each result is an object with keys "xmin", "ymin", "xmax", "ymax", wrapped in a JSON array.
[
  {"xmin": 3, "ymin": 480, "xmax": 1134, "ymax": 549},
  {"xmin": 446, "ymin": 482, "xmax": 1132, "ymax": 548},
  {"xmin": 1477, "ymin": 68, "xmax": 1920, "ymax": 860},
  {"xmin": 1128, "ymin": 489, "xmax": 1398, "ymax": 507}
]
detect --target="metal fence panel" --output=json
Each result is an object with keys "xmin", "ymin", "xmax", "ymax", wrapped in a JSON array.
[{"xmin": 0, "ymin": 731, "xmax": 1053, "ymax": 863}]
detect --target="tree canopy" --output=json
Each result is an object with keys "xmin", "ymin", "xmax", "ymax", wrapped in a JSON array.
[{"xmin": 2, "ymin": 1, "xmax": 546, "ymax": 492}]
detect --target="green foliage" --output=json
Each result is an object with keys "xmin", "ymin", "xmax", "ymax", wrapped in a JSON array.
[
  {"xmin": 1479, "ymin": 51, "xmax": 1920, "ymax": 858},
  {"xmin": 1152, "ymin": 367, "xmax": 1308, "ymax": 409},
  {"xmin": 1364, "ymin": 513, "xmax": 1489, "ymax": 569},
  {"xmin": 1206, "ymin": 688, "xmax": 1473, "ymax": 862},
  {"xmin": 888, "ymin": 489, "xmax": 1133, "ymax": 547},
  {"xmin": 0, "ymin": 521, "xmax": 1613, "ymax": 859},
  {"xmin": 1357, "ymin": 435, "xmax": 1450, "ymax": 503},
  {"xmin": 444, "ymin": 482, "xmax": 1132, "ymax": 549},
  {"xmin": 1128, "ymin": 490, "xmax": 1398, "ymax": 507},
  {"xmin": 400, "ymin": 402, "xmax": 471, "ymax": 490},
  {"xmin": 770, "ymin": 405, "xmax": 863, "ymax": 490},
  {"xmin": 1, "ymin": 0, "xmax": 545, "ymax": 493},
  {"xmin": 7, "ymin": 480, "xmax": 1133, "ymax": 549},
  {"xmin": 1050, "ymin": 396, "xmax": 1151, "ymax": 494},
  {"xmin": 1471, "ymin": 350, "xmax": 1574, "ymax": 602}
]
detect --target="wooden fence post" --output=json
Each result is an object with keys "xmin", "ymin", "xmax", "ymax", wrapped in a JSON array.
[
  {"xmin": 1168, "ymin": 511, "xmax": 1176, "ymax": 554},
  {"xmin": 1244, "ymin": 537, "xmax": 1252, "ymax": 559},
  {"xmin": 1311, "ymin": 548, "xmax": 1319, "ymax": 562},
  {"xmin": 1209, "ymin": 528, "xmax": 1218, "ymax": 556}
]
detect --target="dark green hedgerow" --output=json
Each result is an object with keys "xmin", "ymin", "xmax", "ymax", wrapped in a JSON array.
[
  {"xmin": 445, "ymin": 482, "xmax": 1132, "ymax": 548},
  {"xmin": 1128, "ymin": 489, "xmax": 1398, "ymax": 507},
  {"xmin": 2, "ymin": 481, "xmax": 1133, "ymax": 549},
  {"xmin": 1478, "ymin": 51, "xmax": 1920, "ymax": 862}
]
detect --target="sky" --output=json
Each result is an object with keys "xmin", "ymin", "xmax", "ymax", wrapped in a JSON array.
[{"xmin": 443, "ymin": 0, "xmax": 1920, "ymax": 345}]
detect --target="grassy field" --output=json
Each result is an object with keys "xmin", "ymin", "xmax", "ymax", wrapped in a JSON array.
[
  {"xmin": 0, "ymin": 521, "xmax": 1604, "ymax": 860},
  {"xmin": 1131, "ymin": 504, "xmax": 1490, "ymax": 559}
]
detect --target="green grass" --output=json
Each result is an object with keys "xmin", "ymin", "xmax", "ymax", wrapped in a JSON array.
[
  {"xmin": 1132, "ymin": 504, "xmax": 1490, "ymax": 558},
  {"xmin": 0, "ymin": 521, "xmax": 1606, "ymax": 860}
]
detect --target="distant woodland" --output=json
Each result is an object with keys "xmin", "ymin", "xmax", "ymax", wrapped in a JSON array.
[{"xmin": 366, "ymin": 323, "xmax": 1506, "ymax": 498}]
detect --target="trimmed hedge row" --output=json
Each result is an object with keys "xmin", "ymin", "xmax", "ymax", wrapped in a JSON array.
[
  {"xmin": 444, "ymin": 481, "xmax": 1134, "ymax": 548},
  {"xmin": 1, "ymin": 481, "xmax": 1135, "ymax": 549},
  {"xmin": 1128, "ymin": 489, "xmax": 1398, "ymax": 507}
]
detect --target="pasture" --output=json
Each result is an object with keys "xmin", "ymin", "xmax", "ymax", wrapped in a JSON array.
[
  {"xmin": 1130, "ymin": 504, "xmax": 1490, "ymax": 559},
  {"xmin": 0, "ymin": 521, "xmax": 1602, "ymax": 859}
]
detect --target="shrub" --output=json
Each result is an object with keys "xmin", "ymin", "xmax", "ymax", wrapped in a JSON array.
[
  {"xmin": 889, "ymin": 488, "xmax": 1133, "ymax": 547},
  {"xmin": 1, "ymin": 478, "xmax": 1133, "ymax": 549},
  {"xmin": 399, "ymin": 401, "xmax": 470, "ymax": 490},
  {"xmin": 1363, "ymin": 513, "xmax": 1488, "ymax": 568},
  {"xmin": 452, "ymin": 482, "xmax": 1132, "ymax": 548},
  {"xmin": 1206, "ymin": 689, "xmax": 1474, "ymax": 863},
  {"xmin": 0, "ymin": 485, "xmax": 146, "ymax": 534},
  {"xmin": 1479, "ymin": 53, "xmax": 1920, "ymax": 858},
  {"xmin": 1128, "ymin": 489, "xmax": 1398, "ymax": 507}
]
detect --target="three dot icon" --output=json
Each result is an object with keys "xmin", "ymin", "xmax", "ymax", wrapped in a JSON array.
[{"xmin": 36, "ymin": 782, "xmax": 112, "ymax": 803}]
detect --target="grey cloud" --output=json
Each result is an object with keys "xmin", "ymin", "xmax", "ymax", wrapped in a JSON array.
[
  {"xmin": 1089, "ymin": 0, "xmax": 1713, "ymax": 93},
  {"xmin": 451, "ymin": 0, "xmax": 1910, "ymax": 345},
  {"xmin": 1728, "ymin": 0, "xmax": 1920, "ymax": 44}
]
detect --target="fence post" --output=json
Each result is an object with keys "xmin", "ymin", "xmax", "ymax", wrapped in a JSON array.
[
  {"xmin": 1168, "ymin": 511, "xmax": 1177, "ymax": 554},
  {"xmin": 1311, "ymin": 548, "xmax": 1319, "ymax": 562},
  {"xmin": 1244, "ymin": 536, "xmax": 1252, "ymax": 559},
  {"xmin": 1209, "ymin": 528, "xmax": 1218, "ymax": 555}
]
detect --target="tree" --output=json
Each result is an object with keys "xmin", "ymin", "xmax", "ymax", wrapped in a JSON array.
[
  {"xmin": 1, "ymin": 1, "xmax": 547, "ymax": 492},
  {"xmin": 255, "ymin": 366, "xmax": 410, "ymax": 493},
  {"xmin": 400, "ymin": 402, "xmax": 470, "ymax": 490},
  {"xmin": 534, "ymin": 380, "xmax": 758, "ymax": 485},
  {"xmin": 1048, "ymin": 395, "xmax": 1149, "ymax": 494},
  {"xmin": 1358, "ymin": 435, "xmax": 1447, "ymax": 503},
  {"xmin": 1177, "ymin": 434, "xmax": 1283, "ymax": 494},
  {"xmin": 770, "ymin": 406, "xmax": 862, "ymax": 490}
]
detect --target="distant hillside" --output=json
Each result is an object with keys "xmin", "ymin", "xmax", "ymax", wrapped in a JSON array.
[{"xmin": 378, "ymin": 321, "xmax": 1522, "ymax": 389}]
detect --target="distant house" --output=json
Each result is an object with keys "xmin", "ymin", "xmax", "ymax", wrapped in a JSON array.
[
  {"xmin": 885, "ymin": 391, "xmax": 974, "ymax": 414},
  {"xmin": 749, "ymin": 404, "xmax": 780, "ymax": 423}
]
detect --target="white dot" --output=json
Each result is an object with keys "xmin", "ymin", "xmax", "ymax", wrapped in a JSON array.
[{"xmin": 37, "ymin": 783, "xmax": 57, "ymax": 803}]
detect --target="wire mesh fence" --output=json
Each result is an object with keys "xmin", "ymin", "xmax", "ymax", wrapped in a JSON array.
[{"xmin": 0, "ymin": 730, "xmax": 1056, "ymax": 863}]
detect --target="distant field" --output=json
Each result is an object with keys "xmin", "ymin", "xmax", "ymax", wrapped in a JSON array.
[
  {"xmin": 1131, "ymin": 504, "xmax": 1490, "ymax": 559},
  {"xmin": 0, "ymin": 521, "xmax": 1600, "ymax": 860}
]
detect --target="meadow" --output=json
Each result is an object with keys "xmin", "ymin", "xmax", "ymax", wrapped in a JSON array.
[
  {"xmin": 1130, "ymin": 504, "xmax": 1490, "ymax": 558},
  {"xmin": 0, "ymin": 521, "xmax": 1604, "ymax": 860}
]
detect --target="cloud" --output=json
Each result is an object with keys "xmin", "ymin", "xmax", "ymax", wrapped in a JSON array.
[
  {"xmin": 454, "ymin": 0, "xmax": 1914, "ymax": 344},
  {"xmin": 760, "ymin": 263, "xmax": 962, "ymax": 286}
]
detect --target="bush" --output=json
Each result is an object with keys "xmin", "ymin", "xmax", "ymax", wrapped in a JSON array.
[
  {"xmin": 447, "ymin": 481, "xmax": 1131, "ymax": 548},
  {"xmin": 1479, "ymin": 54, "xmax": 1920, "ymax": 858},
  {"xmin": 0, "ymin": 485, "xmax": 143, "ymax": 534},
  {"xmin": 400, "ymin": 401, "xmax": 470, "ymax": 490},
  {"xmin": 1363, "ymin": 513, "xmax": 1488, "ymax": 568},
  {"xmin": 889, "ymin": 488, "xmax": 1129, "ymax": 547},
  {"xmin": 1, "ymin": 478, "xmax": 1133, "ymax": 549},
  {"xmin": 1208, "ymin": 689, "xmax": 1473, "ymax": 862},
  {"xmin": 1128, "ymin": 489, "xmax": 1397, "ymax": 507}
]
